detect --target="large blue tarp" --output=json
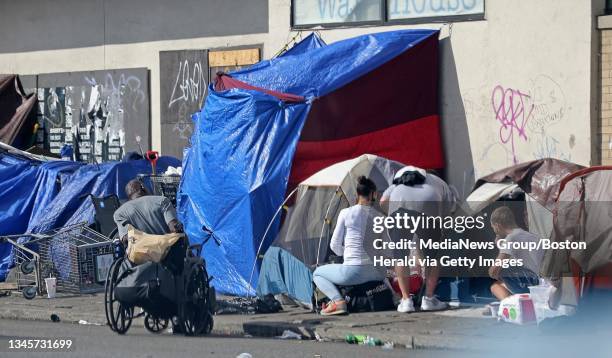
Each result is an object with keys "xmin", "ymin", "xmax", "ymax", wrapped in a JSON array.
[
  {"xmin": 231, "ymin": 29, "xmax": 437, "ymax": 98},
  {"xmin": 179, "ymin": 89, "xmax": 310, "ymax": 296},
  {"xmin": 179, "ymin": 30, "xmax": 437, "ymax": 296},
  {"xmin": 0, "ymin": 152, "xmax": 180, "ymax": 281}
]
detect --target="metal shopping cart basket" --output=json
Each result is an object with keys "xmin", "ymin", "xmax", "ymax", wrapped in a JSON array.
[
  {"xmin": 137, "ymin": 174, "xmax": 181, "ymax": 206},
  {"xmin": 0, "ymin": 236, "xmax": 41, "ymax": 299},
  {"xmin": 1, "ymin": 223, "xmax": 114, "ymax": 298}
]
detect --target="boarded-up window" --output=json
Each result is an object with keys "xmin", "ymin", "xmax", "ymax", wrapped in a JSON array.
[{"xmin": 208, "ymin": 48, "xmax": 261, "ymax": 78}]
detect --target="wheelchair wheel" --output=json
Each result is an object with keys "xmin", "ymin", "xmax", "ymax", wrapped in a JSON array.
[
  {"xmin": 144, "ymin": 314, "xmax": 169, "ymax": 333},
  {"xmin": 104, "ymin": 258, "xmax": 133, "ymax": 334},
  {"xmin": 179, "ymin": 263, "xmax": 213, "ymax": 336}
]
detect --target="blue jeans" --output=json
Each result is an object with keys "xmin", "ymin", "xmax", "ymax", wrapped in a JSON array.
[{"xmin": 313, "ymin": 264, "xmax": 385, "ymax": 301}]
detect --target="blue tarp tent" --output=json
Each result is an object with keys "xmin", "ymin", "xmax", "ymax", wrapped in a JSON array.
[
  {"xmin": 179, "ymin": 29, "xmax": 440, "ymax": 296},
  {"xmin": 0, "ymin": 149, "xmax": 180, "ymax": 281},
  {"xmin": 179, "ymin": 88, "xmax": 311, "ymax": 296}
]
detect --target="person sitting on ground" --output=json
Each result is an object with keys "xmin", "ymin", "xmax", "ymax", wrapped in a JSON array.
[
  {"xmin": 488, "ymin": 206, "xmax": 542, "ymax": 300},
  {"xmin": 380, "ymin": 166, "xmax": 457, "ymax": 313},
  {"xmin": 313, "ymin": 176, "xmax": 386, "ymax": 316},
  {"xmin": 113, "ymin": 179, "xmax": 183, "ymax": 244}
]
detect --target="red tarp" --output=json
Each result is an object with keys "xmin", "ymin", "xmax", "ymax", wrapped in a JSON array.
[{"xmin": 215, "ymin": 32, "xmax": 443, "ymax": 191}]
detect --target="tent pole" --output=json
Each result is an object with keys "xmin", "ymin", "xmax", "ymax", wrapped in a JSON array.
[
  {"xmin": 246, "ymin": 187, "xmax": 299, "ymax": 298},
  {"xmin": 315, "ymin": 190, "xmax": 344, "ymax": 268}
]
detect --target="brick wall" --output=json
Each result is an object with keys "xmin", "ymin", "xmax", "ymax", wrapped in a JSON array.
[{"xmin": 600, "ymin": 30, "xmax": 612, "ymax": 165}]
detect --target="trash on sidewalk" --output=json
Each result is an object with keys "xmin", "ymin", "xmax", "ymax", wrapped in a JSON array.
[
  {"xmin": 45, "ymin": 277, "xmax": 57, "ymax": 299},
  {"xmin": 50, "ymin": 314, "xmax": 60, "ymax": 322},
  {"xmin": 382, "ymin": 341, "xmax": 395, "ymax": 350},
  {"xmin": 488, "ymin": 302, "xmax": 500, "ymax": 317},
  {"xmin": 314, "ymin": 331, "xmax": 329, "ymax": 342},
  {"xmin": 498, "ymin": 294, "xmax": 536, "ymax": 325},
  {"xmin": 236, "ymin": 353, "xmax": 252, "ymax": 358},
  {"xmin": 364, "ymin": 336, "xmax": 383, "ymax": 346},
  {"xmin": 345, "ymin": 334, "xmax": 366, "ymax": 344},
  {"xmin": 497, "ymin": 293, "xmax": 575, "ymax": 325},
  {"xmin": 78, "ymin": 319, "xmax": 101, "ymax": 326},
  {"xmin": 276, "ymin": 329, "xmax": 302, "ymax": 340},
  {"xmin": 216, "ymin": 294, "xmax": 282, "ymax": 315},
  {"xmin": 345, "ymin": 334, "xmax": 382, "ymax": 346},
  {"xmin": 216, "ymin": 297, "xmax": 257, "ymax": 315}
]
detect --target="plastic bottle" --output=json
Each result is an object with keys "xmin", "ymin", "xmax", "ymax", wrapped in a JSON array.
[
  {"xmin": 345, "ymin": 334, "xmax": 366, "ymax": 344},
  {"xmin": 346, "ymin": 334, "xmax": 383, "ymax": 345},
  {"xmin": 364, "ymin": 336, "xmax": 383, "ymax": 346}
]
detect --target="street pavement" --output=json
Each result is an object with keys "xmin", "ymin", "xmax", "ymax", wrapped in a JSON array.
[
  {"xmin": 0, "ymin": 319, "xmax": 454, "ymax": 358},
  {"xmin": 0, "ymin": 292, "xmax": 529, "ymax": 350},
  {"xmin": 1, "ymin": 293, "xmax": 612, "ymax": 356}
]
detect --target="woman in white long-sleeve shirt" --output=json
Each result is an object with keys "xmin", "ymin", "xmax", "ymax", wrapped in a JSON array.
[{"xmin": 313, "ymin": 176, "xmax": 385, "ymax": 316}]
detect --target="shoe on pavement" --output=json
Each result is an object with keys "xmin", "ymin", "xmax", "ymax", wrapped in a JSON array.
[
  {"xmin": 321, "ymin": 300, "xmax": 348, "ymax": 316},
  {"xmin": 421, "ymin": 296, "xmax": 449, "ymax": 311},
  {"xmin": 397, "ymin": 298, "xmax": 415, "ymax": 313}
]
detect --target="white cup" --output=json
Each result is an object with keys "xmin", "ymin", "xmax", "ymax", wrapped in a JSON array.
[{"xmin": 45, "ymin": 277, "xmax": 57, "ymax": 299}]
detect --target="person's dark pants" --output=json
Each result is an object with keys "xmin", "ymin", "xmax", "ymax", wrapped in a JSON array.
[{"xmin": 499, "ymin": 266, "xmax": 539, "ymax": 294}]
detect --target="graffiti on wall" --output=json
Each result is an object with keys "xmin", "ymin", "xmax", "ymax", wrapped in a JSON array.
[
  {"xmin": 490, "ymin": 85, "xmax": 532, "ymax": 164},
  {"xmin": 464, "ymin": 74, "xmax": 572, "ymax": 175},
  {"xmin": 168, "ymin": 59, "xmax": 207, "ymax": 141},
  {"xmin": 160, "ymin": 50, "xmax": 209, "ymax": 159}
]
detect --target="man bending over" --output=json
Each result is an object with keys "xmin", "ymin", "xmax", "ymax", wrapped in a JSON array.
[{"xmin": 113, "ymin": 179, "xmax": 183, "ymax": 243}]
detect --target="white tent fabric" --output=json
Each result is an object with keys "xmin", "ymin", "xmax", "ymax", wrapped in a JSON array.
[
  {"xmin": 526, "ymin": 195, "xmax": 554, "ymax": 241},
  {"xmin": 465, "ymin": 182, "xmax": 518, "ymax": 214},
  {"xmin": 301, "ymin": 154, "xmax": 405, "ymax": 205}
]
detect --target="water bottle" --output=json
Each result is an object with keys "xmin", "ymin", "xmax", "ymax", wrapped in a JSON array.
[
  {"xmin": 345, "ymin": 334, "xmax": 366, "ymax": 344},
  {"xmin": 364, "ymin": 336, "xmax": 383, "ymax": 346}
]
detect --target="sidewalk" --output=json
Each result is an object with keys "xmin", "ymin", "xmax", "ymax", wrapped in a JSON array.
[{"xmin": 0, "ymin": 292, "xmax": 557, "ymax": 351}]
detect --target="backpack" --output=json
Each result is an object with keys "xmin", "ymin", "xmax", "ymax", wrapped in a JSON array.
[{"xmin": 340, "ymin": 281, "xmax": 395, "ymax": 313}]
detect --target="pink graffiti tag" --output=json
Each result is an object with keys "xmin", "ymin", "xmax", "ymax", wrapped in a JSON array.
[{"xmin": 491, "ymin": 85, "xmax": 534, "ymax": 164}]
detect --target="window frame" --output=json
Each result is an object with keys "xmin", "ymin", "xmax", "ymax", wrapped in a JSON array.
[
  {"xmin": 290, "ymin": 0, "xmax": 486, "ymax": 29},
  {"xmin": 291, "ymin": 0, "xmax": 386, "ymax": 29}
]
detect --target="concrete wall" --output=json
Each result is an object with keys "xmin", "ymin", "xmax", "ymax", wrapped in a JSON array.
[
  {"xmin": 0, "ymin": 0, "xmax": 603, "ymax": 195},
  {"xmin": 0, "ymin": 0, "xmax": 269, "ymax": 53},
  {"xmin": 267, "ymin": 0, "xmax": 603, "ymax": 195},
  {"xmin": 0, "ymin": 0, "xmax": 271, "ymax": 154}
]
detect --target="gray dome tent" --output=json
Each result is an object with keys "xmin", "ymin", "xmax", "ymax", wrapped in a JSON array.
[{"xmin": 255, "ymin": 154, "xmax": 404, "ymax": 308}]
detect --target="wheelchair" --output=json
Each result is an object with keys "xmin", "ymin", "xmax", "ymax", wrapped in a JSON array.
[{"xmin": 104, "ymin": 229, "xmax": 214, "ymax": 336}]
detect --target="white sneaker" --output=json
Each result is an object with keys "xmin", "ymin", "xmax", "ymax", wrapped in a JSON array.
[
  {"xmin": 397, "ymin": 298, "xmax": 415, "ymax": 313},
  {"xmin": 421, "ymin": 296, "xmax": 449, "ymax": 311}
]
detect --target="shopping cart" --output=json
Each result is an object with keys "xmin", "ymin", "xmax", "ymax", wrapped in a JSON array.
[
  {"xmin": 1, "ymin": 223, "xmax": 114, "ymax": 298},
  {"xmin": 0, "ymin": 235, "xmax": 42, "ymax": 299},
  {"xmin": 137, "ymin": 174, "xmax": 181, "ymax": 206}
]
